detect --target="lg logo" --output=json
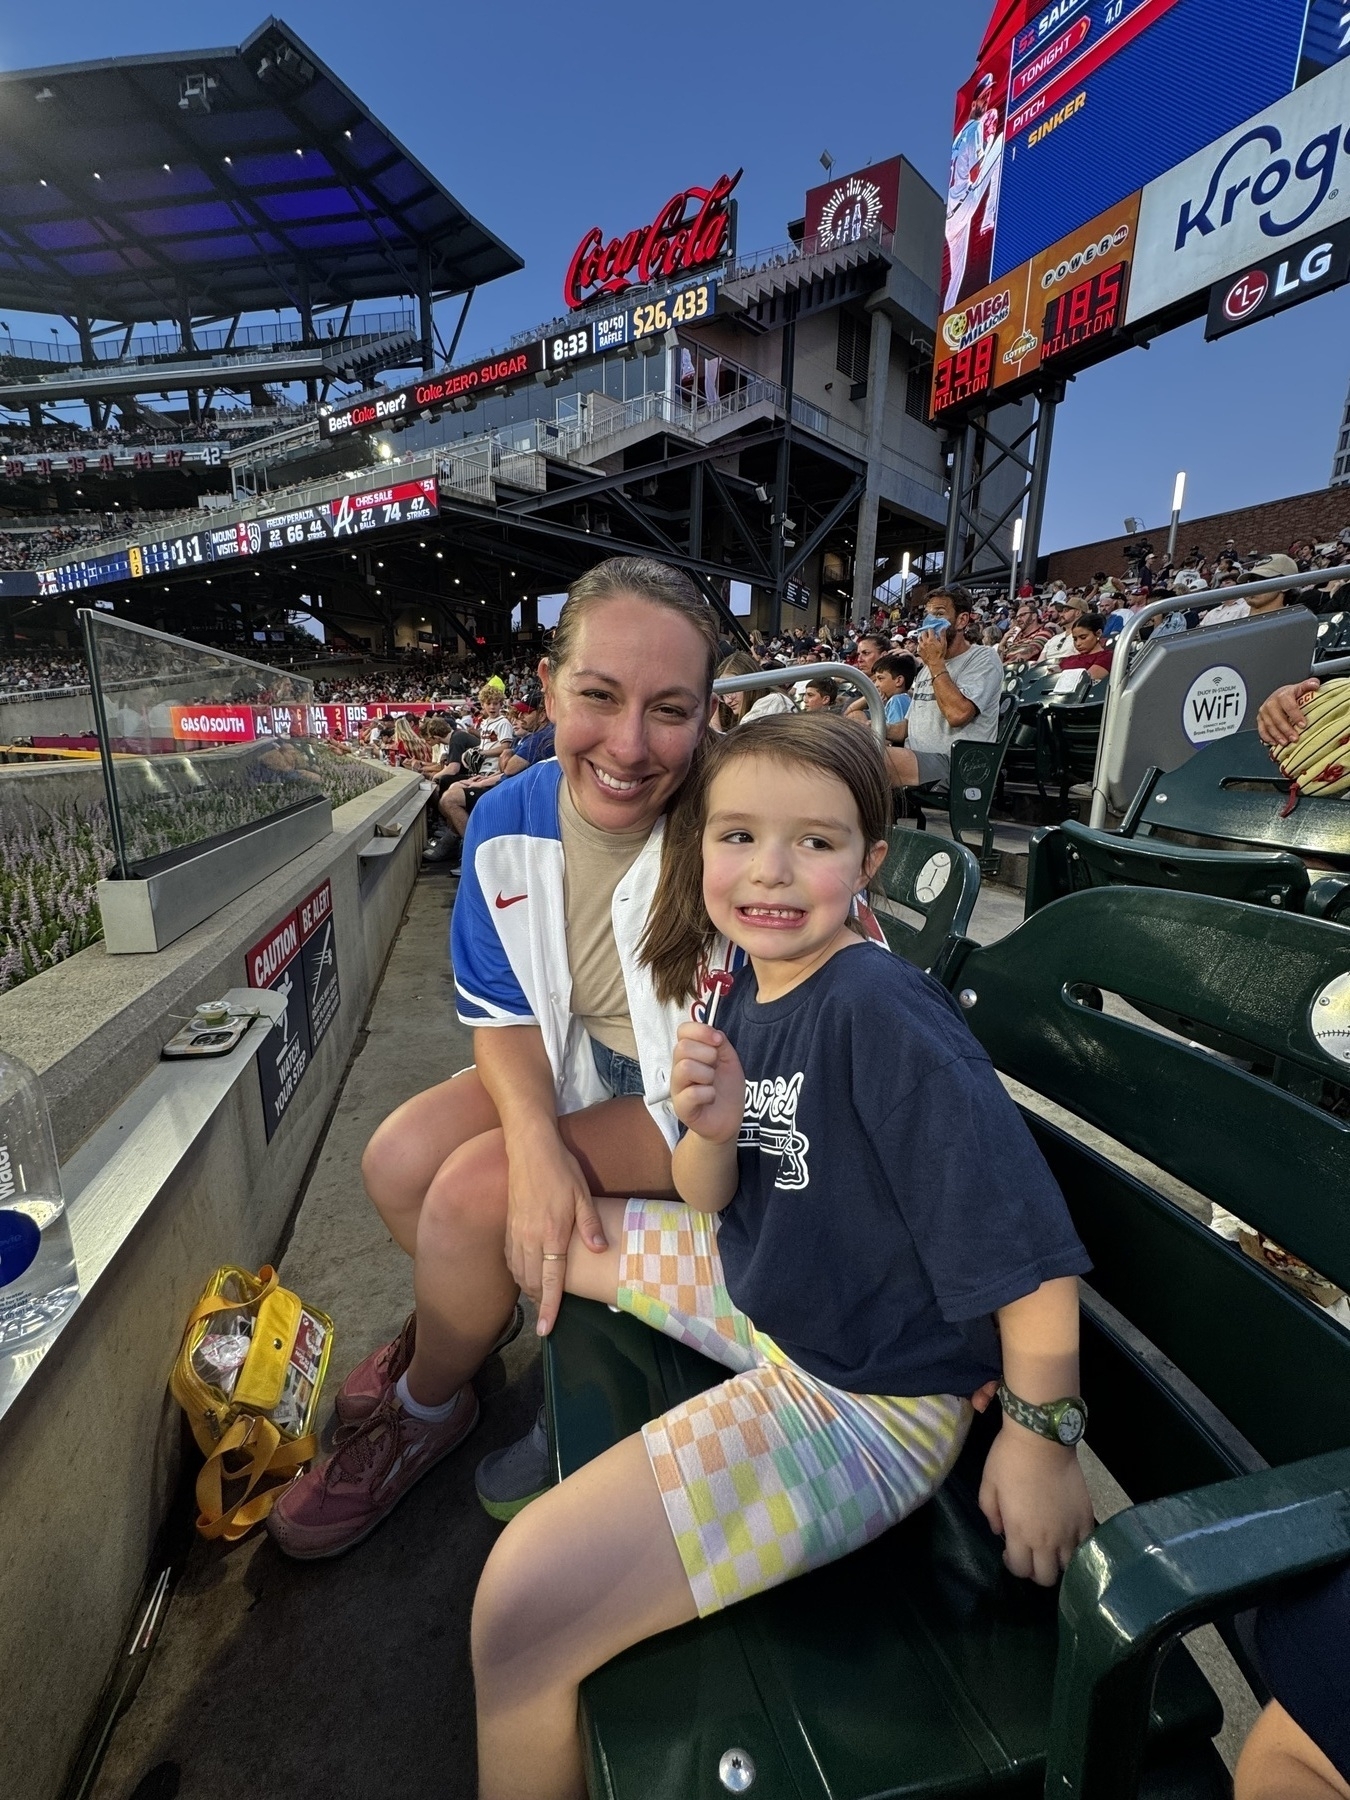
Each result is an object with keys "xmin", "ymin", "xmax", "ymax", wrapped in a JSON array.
[{"xmin": 1223, "ymin": 240, "xmax": 1335, "ymax": 320}]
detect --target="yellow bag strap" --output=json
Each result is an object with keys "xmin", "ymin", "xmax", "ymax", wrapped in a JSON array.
[
  {"xmin": 193, "ymin": 1413, "xmax": 317, "ymax": 1543},
  {"xmin": 181, "ymin": 1265, "xmax": 279, "ymax": 1343}
]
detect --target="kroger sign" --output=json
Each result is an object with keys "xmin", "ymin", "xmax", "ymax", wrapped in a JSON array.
[{"xmin": 1127, "ymin": 55, "xmax": 1350, "ymax": 325}]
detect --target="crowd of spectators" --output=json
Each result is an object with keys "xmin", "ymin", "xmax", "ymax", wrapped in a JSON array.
[
  {"xmin": 0, "ymin": 523, "xmax": 109, "ymax": 568},
  {"xmin": 0, "ymin": 648, "xmax": 88, "ymax": 691}
]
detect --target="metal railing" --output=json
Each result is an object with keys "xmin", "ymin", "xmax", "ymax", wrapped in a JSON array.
[
  {"xmin": 0, "ymin": 312, "xmax": 416, "ymax": 370},
  {"xmin": 723, "ymin": 224, "xmax": 895, "ymax": 286},
  {"xmin": 1088, "ymin": 565, "xmax": 1350, "ymax": 828},
  {"xmin": 713, "ymin": 663, "xmax": 885, "ymax": 746}
]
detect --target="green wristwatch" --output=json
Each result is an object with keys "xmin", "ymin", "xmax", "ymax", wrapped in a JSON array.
[{"xmin": 996, "ymin": 1384, "xmax": 1088, "ymax": 1447}]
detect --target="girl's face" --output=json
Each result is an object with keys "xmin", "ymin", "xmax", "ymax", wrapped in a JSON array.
[
  {"xmin": 542, "ymin": 595, "xmax": 710, "ymax": 834},
  {"xmin": 702, "ymin": 757, "xmax": 887, "ymax": 996}
]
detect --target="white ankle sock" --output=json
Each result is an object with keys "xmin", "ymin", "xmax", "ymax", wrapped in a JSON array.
[{"xmin": 395, "ymin": 1372, "xmax": 460, "ymax": 1423}]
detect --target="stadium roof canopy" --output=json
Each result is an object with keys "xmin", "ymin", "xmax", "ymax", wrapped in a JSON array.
[{"xmin": 0, "ymin": 16, "xmax": 522, "ymax": 324}]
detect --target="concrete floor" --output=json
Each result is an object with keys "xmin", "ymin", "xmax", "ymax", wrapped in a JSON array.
[{"xmin": 86, "ymin": 862, "xmax": 1257, "ymax": 1800}]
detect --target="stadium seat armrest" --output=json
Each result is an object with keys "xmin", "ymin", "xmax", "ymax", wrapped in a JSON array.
[
  {"xmin": 1307, "ymin": 874, "xmax": 1350, "ymax": 920},
  {"xmin": 1046, "ymin": 1447, "xmax": 1350, "ymax": 1800}
]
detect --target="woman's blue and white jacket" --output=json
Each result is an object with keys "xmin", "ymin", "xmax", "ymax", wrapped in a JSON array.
[{"xmin": 450, "ymin": 759, "xmax": 734, "ymax": 1150}]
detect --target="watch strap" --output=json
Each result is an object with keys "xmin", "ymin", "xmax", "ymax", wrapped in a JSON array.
[{"xmin": 996, "ymin": 1383, "xmax": 1088, "ymax": 1445}]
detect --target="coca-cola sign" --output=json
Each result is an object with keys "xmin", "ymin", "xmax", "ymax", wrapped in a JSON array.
[{"xmin": 563, "ymin": 170, "xmax": 741, "ymax": 310}]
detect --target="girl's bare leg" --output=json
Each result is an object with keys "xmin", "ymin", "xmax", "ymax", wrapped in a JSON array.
[{"xmin": 472, "ymin": 1197, "xmax": 693, "ymax": 1798}]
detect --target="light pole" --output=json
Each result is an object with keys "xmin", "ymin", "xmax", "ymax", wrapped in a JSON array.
[
  {"xmin": 1008, "ymin": 515, "xmax": 1025, "ymax": 607},
  {"xmin": 1166, "ymin": 471, "xmax": 1187, "ymax": 564}
]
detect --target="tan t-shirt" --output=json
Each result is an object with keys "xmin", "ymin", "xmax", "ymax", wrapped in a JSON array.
[{"xmin": 558, "ymin": 779, "xmax": 651, "ymax": 1059}]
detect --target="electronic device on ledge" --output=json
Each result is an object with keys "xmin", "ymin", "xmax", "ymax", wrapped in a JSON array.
[{"xmin": 161, "ymin": 1000, "xmax": 259, "ymax": 1060}]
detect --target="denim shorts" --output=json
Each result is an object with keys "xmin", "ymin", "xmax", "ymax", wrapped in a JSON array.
[{"xmin": 590, "ymin": 1036, "xmax": 647, "ymax": 1098}]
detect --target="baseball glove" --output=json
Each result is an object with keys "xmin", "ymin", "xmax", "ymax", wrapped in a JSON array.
[{"xmin": 1273, "ymin": 677, "xmax": 1350, "ymax": 806}]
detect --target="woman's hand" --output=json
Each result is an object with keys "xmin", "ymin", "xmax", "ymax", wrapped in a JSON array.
[
  {"xmin": 978, "ymin": 1424, "xmax": 1095, "ymax": 1587},
  {"xmin": 672, "ymin": 1022, "xmax": 744, "ymax": 1144},
  {"xmin": 503, "ymin": 1125, "xmax": 607, "ymax": 1339},
  {"xmin": 1258, "ymin": 680, "xmax": 1320, "ymax": 748}
]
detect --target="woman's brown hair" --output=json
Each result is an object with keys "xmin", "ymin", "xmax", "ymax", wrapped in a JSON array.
[
  {"xmin": 713, "ymin": 650, "xmax": 772, "ymax": 731},
  {"xmin": 547, "ymin": 556, "xmax": 720, "ymax": 693},
  {"xmin": 640, "ymin": 713, "xmax": 892, "ymax": 1005}
]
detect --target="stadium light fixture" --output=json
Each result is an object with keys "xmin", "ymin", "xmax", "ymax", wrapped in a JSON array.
[
  {"xmin": 820, "ymin": 150, "xmax": 834, "ymax": 174},
  {"xmin": 1167, "ymin": 472, "xmax": 1187, "ymax": 561},
  {"xmin": 162, "ymin": 163, "xmax": 171, "ymax": 172}
]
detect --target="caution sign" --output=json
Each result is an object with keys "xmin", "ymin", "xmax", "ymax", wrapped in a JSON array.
[
  {"xmin": 247, "ymin": 909, "xmax": 311, "ymax": 1141},
  {"xmin": 299, "ymin": 878, "xmax": 341, "ymax": 1050}
]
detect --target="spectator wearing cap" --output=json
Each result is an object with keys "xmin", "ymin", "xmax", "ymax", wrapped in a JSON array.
[
  {"xmin": 1038, "ymin": 596, "xmax": 1088, "ymax": 666},
  {"xmin": 1246, "ymin": 553, "xmax": 1303, "ymax": 617}
]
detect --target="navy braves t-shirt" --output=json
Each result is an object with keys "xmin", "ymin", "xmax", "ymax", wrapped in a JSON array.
[
  {"xmin": 714, "ymin": 941, "xmax": 1090, "ymax": 1397},
  {"xmin": 1256, "ymin": 1565, "xmax": 1350, "ymax": 1781}
]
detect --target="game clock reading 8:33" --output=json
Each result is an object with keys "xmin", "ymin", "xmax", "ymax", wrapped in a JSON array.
[{"xmin": 930, "ymin": 334, "xmax": 998, "ymax": 419}]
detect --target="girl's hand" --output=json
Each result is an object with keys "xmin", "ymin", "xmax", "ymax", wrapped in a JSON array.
[
  {"xmin": 671, "ymin": 1021, "xmax": 745, "ymax": 1145},
  {"xmin": 978, "ymin": 1424, "xmax": 1096, "ymax": 1587}
]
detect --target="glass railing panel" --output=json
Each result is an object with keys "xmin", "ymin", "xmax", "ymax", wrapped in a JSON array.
[{"xmin": 79, "ymin": 612, "xmax": 385, "ymax": 879}]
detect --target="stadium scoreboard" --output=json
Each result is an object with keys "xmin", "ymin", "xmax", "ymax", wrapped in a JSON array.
[
  {"xmin": 932, "ymin": 0, "xmax": 1350, "ymax": 421},
  {"xmin": 322, "ymin": 276, "xmax": 719, "ymax": 438},
  {"xmin": 39, "ymin": 478, "xmax": 438, "ymax": 595}
]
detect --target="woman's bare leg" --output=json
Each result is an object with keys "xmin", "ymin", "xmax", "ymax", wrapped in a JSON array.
[
  {"xmin": 472, "ymin": 1427, "xmax": 696, "ymax": 1800},
  {"xmin": 402, "ymin": 1117, "xmax": 671, "ymax": 1406},
  {"xmin": 361, "ymin": 1068, "xmax": 500, "ymax": 1256}
]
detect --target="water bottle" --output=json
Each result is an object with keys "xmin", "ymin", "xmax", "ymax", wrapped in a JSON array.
[{"xmin": 0, "ymin": 1051, "xmax": 79, "ymax": 1349}]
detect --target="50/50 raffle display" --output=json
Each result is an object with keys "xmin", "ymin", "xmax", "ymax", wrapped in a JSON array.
[{"xmin": 933, "ymin": 0, "xmax": 1350, "ymax": 419}]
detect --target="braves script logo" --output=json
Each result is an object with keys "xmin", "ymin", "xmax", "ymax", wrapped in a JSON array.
[{"xmin": 739, "ymin": 1072, "xmax": 810, "ymax": 1191}]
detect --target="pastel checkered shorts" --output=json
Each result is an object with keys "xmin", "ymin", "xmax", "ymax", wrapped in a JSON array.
[{"xmin": 616, "ymin": 1198, "xmax": 972, "ymax": 1618}]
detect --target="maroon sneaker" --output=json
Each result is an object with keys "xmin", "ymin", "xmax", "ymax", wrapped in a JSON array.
[
  {"xmin": 267, "ymin": 1389, "xmax": 480, "ymax": 1559},
  {"xmin": 334, "ymin": 1303, "xmax": 523, "ymax": 1425}
]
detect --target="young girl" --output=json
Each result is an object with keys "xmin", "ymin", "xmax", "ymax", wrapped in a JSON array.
[{"xmin": 470, "ymin": 714, "xmax": 1094, "ymax": 1800}]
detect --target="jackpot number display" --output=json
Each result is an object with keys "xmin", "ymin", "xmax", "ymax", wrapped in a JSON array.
[
  {"xmin": 931, "ymin": 334, "xmax": 999, "ymax": 417},
  {"xmin": 1040, "ymin": 261, "xmax": 1127, "ymax": 360},
  {"xmin": 631, "ymin": 281, "xmax": 713, "ymax": 338}
]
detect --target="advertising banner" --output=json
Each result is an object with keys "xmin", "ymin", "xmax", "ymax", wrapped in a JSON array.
[
  {"xmin": 1205, "ymin": 216, "xmax": 1350, "ymax": 337},
  {"xmin": 803, "ymin": 160, "xmax": 901, "ymax": 251},
  {"xmin": 1127, "ymin": 53, "xmax": 1350, "ymax": 323},
  {"xmin": 168, "ymin": 705, "xmax": 258, "ymax": 744},
  {"xmin": 947, "ymin": 0, "xmax": 1342, "ymax": 319},
  {"xmin": 934, "ymin": 190, "xmax": 1144, "ymax": 411}
]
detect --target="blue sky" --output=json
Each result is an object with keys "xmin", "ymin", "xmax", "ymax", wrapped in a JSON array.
[{"xmin": 0, "ymin": 0, "xmax": 1342, "ymax": 551}]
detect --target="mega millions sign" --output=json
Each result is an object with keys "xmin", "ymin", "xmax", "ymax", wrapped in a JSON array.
[{"xmin": 933, "ymin": 0, "xmax": 1350, "ymax": 418}]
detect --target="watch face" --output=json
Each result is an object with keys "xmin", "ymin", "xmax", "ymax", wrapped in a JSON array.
[{"xmin": 1056, "ymin": 1406, "xmax": 1085, "ymax": 1446}]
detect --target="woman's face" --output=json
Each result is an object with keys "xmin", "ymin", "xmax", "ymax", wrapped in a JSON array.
[
  {"xmin": 542, "ymin": 595, "xmax": 710, "ymax": 834},
  {"xmin": 1071, "ymin": 624, "xmax": 1104, "ymax": 656}
]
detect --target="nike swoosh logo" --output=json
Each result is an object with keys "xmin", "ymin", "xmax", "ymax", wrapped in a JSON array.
[{"xmin": 495, "ymin": 892, "xmax": 527, "ymax": 909}]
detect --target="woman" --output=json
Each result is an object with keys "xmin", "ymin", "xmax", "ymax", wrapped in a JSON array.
[
  {"xmin": 713, "ymin": 650, "xmax": 792, "ymax": 731},
  {"xmin": 1057, "ymin": 612, "xmax": 1114, "ymax": 682},
  {"xmin": 268, "ymin": 557, "xmax": 724, "ymax": 1557}
]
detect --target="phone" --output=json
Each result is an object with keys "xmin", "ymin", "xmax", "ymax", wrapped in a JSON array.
[{"xmin": 161, "ymin": 1016, "xmax": 254, "ymax": 1059}]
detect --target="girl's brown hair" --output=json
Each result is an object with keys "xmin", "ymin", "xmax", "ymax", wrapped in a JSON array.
[
  {"xmin": 640, "ymin": 713, "xmax": 892, "ymax": 1005},
  {"xmin": 547, "ymin": 556, "xmax": 720, "ymax": 693}
]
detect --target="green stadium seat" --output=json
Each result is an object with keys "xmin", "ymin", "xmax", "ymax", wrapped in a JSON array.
[
  {"xmin": 1025, "ymin": 816, "xmax": 1312, "ymax": 918},
  {"xmin": 545, "ymin": 888, "xmax": 1350, "ymax": 1800},
  {"xmin": 902, "ymin": 690, "xmax": 1019, "ymax": 873},
  {"xmin": 1132, "ymin": 732, "xmax": 1350, "ymax": 873},
  {"xmin": 871, "ymin": 826, "xmax": 980, "ymax": 982}
]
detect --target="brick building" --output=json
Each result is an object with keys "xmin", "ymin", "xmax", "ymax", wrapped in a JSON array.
[{"xmin": 1042, "ymin": 485, "xmax": 1350, "ymax": 590}]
